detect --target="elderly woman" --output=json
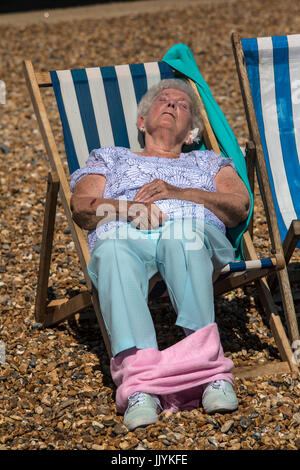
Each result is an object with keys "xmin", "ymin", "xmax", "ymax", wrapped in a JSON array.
[{"xmin": 70, "ymin": 79, "xmax": 251, "ymax": 430}]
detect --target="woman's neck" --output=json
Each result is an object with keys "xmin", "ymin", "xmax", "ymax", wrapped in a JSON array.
[
  {"xmin": 141, "ymin": 135, "xmax": 183, "ymax": 159},
  {"xmin": 140, "ymin": 146, "xmax": 182, "ymax": 159}
]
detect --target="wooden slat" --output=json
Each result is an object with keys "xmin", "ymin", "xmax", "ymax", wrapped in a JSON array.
[
  {"xmin": 44, "ymin": 291, "xmax": 92, "ymax": 326},
  {"xmin": 214, "ymin": 259, "xmax": 283, "ymax": 297},
  {"xmin": 233, "ymin": 361, "xmax": 290, "ymax": 379},
  {"xmin": 35, "ymin": 71, "xmax": 52, "ymax": 87},
  {"xmin": 283, "ymin": 219, "xmax": 300, "ymax": 264},
  {"xmin": 35, "ymin": 172, "xmax": 59, "ymax": 323},
  {"xmin": 269, "ymin": 312, "xmax": 299, "ymax": 374},
  {"xmin": 186, "ymin": 77, "xmax": 220, "ymax": 152}
]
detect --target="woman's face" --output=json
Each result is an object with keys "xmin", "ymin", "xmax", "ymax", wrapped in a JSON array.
[{"xmin": 139, "ymin": 88, "xmax": 193, "ymax": 143}]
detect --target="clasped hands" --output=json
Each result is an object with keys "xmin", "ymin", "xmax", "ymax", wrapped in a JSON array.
[{"xmin": 129, "ymin": 179, "xmax": 182, "ymax": 230}]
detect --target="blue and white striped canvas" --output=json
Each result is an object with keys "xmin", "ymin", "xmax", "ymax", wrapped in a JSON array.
[
  {"xmin": 50, "ymin": 62, "xmax": 175, "ymax": 174},
  {"xmin": 242, "ymin": 35, "xmax": 300, "ymax": 248}
]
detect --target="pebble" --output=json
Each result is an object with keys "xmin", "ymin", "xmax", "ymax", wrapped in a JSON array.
[
  {"xmin": 221, "ymin": 420, "xmax": 234, "ymax": 433},
  {"xmin": 292, "ymin": 412, "xmax": 300, "ymax": 425},
  {"xmin": 102, "ymin": 416, "xmax": 118, "ymax": 427},
  {"xmin": 239, "ymin": 417, "xmax": 253, "ymax": 430}
]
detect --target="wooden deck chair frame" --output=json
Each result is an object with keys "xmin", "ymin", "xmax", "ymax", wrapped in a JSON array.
[
  {"xmin": 23, "ymin": 57, "xmax": 299, "ymax": 378},
  {"xmin": 231, "ymin": 33, "xmax": 300, "ymax": 347}
]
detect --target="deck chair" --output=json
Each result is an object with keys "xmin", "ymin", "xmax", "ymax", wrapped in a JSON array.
[
  {"xmin": 23, "ymin": 43, "xmax": 299, "ymax": 377},
  {"xmin": 232, "ymin": 33, "xmax": 300, "ymax": 350}
]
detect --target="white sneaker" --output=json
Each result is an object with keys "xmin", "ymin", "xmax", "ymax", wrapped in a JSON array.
[
  {"xmin": 202, "ymin": 380, "xmax": 238, "ymax": 414},
  {"xmin": 124, "ymin": 392, "xmax": 162, "ymax": 430}
]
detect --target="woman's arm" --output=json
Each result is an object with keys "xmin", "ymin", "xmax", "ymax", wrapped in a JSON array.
[
  {"xmin": 133, "ymin": 166, "xmax": 251, "ymax": 228},
  {"xmin": 70, "ymin": 174, "xmax": 168, "ymax": 230}
]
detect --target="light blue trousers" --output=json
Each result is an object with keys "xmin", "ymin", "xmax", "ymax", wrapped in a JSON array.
[{"xmin": 87, "ymin": 220, "xmax": 235, "ymax": 357}]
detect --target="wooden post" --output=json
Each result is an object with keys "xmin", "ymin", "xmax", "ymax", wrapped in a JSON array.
[{"xmin": 35, "ymin": 172, "xmax": 59, "ymax": 323}]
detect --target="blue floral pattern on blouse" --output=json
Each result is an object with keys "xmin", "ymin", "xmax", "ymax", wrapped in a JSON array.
[{"xmin": 70, "ymin": 147, "xmax": 235, "ymax": 253}]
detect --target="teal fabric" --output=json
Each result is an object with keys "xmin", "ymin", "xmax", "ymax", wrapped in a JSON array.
[{"xmin": 162, "ymin": 43, "xmax": 254, "ymax": 260}]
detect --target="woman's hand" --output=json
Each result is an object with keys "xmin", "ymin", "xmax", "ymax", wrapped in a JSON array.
[
  {"xmin": 134, "ymin": 178, "xmax": 182, "ymax": 203},
  {"xmin": 128, "ymin": 201, "xmax": 169, "ymax": 230}
]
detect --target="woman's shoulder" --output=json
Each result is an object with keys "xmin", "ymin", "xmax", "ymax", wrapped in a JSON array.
[
  {"xmin": 185, "ymin": 149, "xmax": 222, "ymax": 163},
  {"xmin": 90, "ymin": 146, "xmax": 127, "ymax": 156},
  {"xmin": 187, "ymin": 149, "xmax": 235, "ymax": 173},
  {"xmin": 88, "ymin": 146, "xmax": 129, "ymax": 163}
]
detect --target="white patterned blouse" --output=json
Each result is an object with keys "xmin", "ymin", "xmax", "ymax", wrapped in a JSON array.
[{"xmin": 70, "ymin": 146, "xmax": 235, "ymax": 253}]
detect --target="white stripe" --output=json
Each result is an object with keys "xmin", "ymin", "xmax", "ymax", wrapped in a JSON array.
[
  {"xmin": 56, "ymin": 70, "xmax": 89, "ymax": 168},
  {"xmin": 245, "ymin": 260, "xmax": 264, "ymax": 269},
  {"xmin": 115, "ymin": 64, "xmax": 141, "ymax": 151},
  {"xmin": 258, "ymin": 37, "xmax": 297, "ymax": 229},
  {"xmin": 220, "ymin": 259, "xmax": 265, "ymax": 273},
  {"xmin": 144, "ymin": 62, "xmax": 162, "ymax": 89},
  {"xmin": 287, "ymin": 35, "xmax": 300, "ymax": 167},
  {"xmin": 86, "ymin": 67, "xmax": 115, "ymax": 148}
]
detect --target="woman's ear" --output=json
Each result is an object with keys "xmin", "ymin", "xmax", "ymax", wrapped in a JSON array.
[
  {"xmin": 137, "ymin": 116, "xmax": 146, "ymax": 148},
  {"xmin": 137, "ymin": 116, "xmax": 145, "ymax": 132},
  {"xmin": 184, "ymin": 128, "xmax": 193, "ymax": 145}
]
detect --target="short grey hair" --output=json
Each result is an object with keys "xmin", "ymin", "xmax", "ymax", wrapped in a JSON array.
[{"xmin": 137, "ymin": 78, "xmax": 204, "ymax": 143}]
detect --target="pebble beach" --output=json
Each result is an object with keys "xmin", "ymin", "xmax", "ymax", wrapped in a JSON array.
[{"xmin": 0, "ymin": 0, "xmax": 300, "ymax": 451}]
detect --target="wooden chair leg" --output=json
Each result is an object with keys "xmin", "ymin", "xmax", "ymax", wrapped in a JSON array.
[
  {"xmin": 91, "ymin": 286, "xmax": 112, "ymax": 359},
  {"xmin": 44, "ymin": 291, "xmax": 92, "ymax": 327},
  {"xmin": 255, "ymin": 276, "xmax": 299, "ymax": 375},
  {"xmin": 35, "ymin": 171, "xmax": 59, "ymax": 324},
  {"xmin": 243, "ymin": 232, "xmax": 299, "ymax": 374},
  {"xmin": 35, "ymin": 171, "xmax": 94, "ymax": 327},
  {"xmin": 276, "ymin": 267, "xmax": 300, "ymax": 344},
  {"xmin": 283, "ymin": 220, "xmax": 300, "ymax": 265}
]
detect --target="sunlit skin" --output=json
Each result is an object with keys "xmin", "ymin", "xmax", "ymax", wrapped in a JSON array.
[
  {"xmin": 70, "ymin": 88, "xmax": 250, "ymax": 231},
  {"xmin": 137, "ymin": 89, "xmax": 194, "ymax": 159}
]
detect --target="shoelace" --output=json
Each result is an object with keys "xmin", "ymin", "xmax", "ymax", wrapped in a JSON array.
[
  {"xmin": 127, "ymin": 392, "xmax": 162, "ymax": 411},
  {"xmin": 203, "ymin": 380, "xmax": 227, "ymax": 397}
]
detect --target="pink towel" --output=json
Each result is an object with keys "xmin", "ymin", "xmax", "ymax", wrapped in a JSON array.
[{"xmin": 110, "ymin": 322, "xmax": 234, "ymax": 414}]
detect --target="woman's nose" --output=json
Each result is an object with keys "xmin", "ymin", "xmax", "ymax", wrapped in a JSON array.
[{"xmin": 167, "ymin": 99, "xmax": 176, "ymax": 108}]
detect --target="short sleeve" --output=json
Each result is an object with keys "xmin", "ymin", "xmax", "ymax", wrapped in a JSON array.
[
  {"xmin": 70, "ymin": 147, "xmax": 117, "ymax": 192},
  {"xmin": 205, "ymin": 150, "xmax": 236, "ymax": 178}
]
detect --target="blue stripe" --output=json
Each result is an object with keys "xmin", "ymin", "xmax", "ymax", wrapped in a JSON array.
[
  {"xmin": 242, "ymin": 38, "xmax": 287, "ymax": 241},
  {"xmin": 50, "ymin": 71, "xmax": 79, "ymax": 173},
  {"xmin": 260, "ymin": 258, "xmax": 274, "ymax": 269},
  {"xmin": 101, "ymin": 66, "xmax": 130, "ymax": 148},
  {"xmin": 228, "ymin": 261, "xmax": 246, "ymax": 272},
  {"xmin": 129, "ymin": 63, "xmax": 148, "ymax": 104},
  {"xmin": 272, "ymin": 36, "xmax": 300, "ymax": 223},
  {"xmin": 71, "ymin": 69, "xmax": 100, "ymax": 153},
  {"xmin": 158, "ymin": 62, "xmax": 175, "ymax": 80}
]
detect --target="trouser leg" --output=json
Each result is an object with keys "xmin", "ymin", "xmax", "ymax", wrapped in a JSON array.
[
  {"xmin": 87, "ymin": 234, "xmax": 158, "ymax": 356},
  {"xmin": 156, "ymin": 220, "xmax": 235, "ymax": 332}
]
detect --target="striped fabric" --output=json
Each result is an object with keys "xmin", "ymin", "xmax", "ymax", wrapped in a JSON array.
[
  {"xmin": 50, "ymin": 58, "xmax": 277, "ymax": 279},
  {"xmin": 242, "ymin": 35, "xmax": 300, "ymax": 248},
  {"xmin": 50, "ymin": 62, "xmax": 175, "ymax": 174},
  {"xmin": 215, "ymin": 257, "xmax": 276, "ymax": 281}
]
